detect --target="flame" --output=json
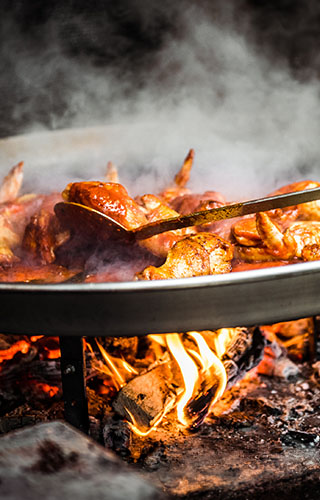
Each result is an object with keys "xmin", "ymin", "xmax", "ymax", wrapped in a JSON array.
[
  {"xmin": 189, "ymin": 331, "xmax": 227, "ymax": 406},
  {"xmin": 165, "ymin": 333, "xmax": 199, "ymax": 426},
  {"xmin": 164, "ymin": 329, "xmax": 234, "ymax": 428},
  {"xmin": 148, "ymin": 334, "xmax": 166, "ymax": 347},
  {"xmin": 213, "ymin": 328, "xmax": 235, "ymax": 358},
  {"xmin": 125, "ymin": 397, "xmax": 176, "ymax": 437},
  {"xmin": 95, "ymin": 339, "xmax": 138, "ymax": 390},
  {"xmin": 89, "ymin": 329, "xmax": 236, "ymax": 434}
]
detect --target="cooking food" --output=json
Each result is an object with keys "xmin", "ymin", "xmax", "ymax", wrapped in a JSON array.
[{"xmin": 1, "ymin": 150, "xmax": 320, "ymax": 283}]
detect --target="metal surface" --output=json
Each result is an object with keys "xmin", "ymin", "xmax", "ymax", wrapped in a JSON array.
[
  {"xmin": 0, "ymin": 127, "xmax": 320, "ymax": 337},
  {"xmin": 56, "ymin": 188, "xmax": 320, "ymax": 241},
  {"xmin": 59, "ymin": 336, "xmax": 89, "ymax": 433},
  {"xmin": 0, "ymin": 261, "xmax": 320, "ymax": 336}
]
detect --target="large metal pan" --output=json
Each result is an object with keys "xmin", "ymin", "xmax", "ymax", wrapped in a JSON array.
[{"xmin": 0, "ymin": 127, "xmax": 320, "ymax": 337}]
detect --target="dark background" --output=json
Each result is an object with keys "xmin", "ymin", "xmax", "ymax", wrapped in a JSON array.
[{"xmin": 0, "ymin": 0, "xmax": 319, "ymax": 138}]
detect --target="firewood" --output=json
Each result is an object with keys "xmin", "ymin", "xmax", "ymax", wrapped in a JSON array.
[
  {"xmin": 113, "ymin": 360, "xmax": 178, "ymax": 430},
  {"xmin": 114, "ymin": 328, "xmax": 265, "ymax": 430}
]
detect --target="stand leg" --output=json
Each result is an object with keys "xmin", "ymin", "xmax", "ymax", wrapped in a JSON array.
[{"xmin": 59, "ymin": 336, "xmax": 89, "ymax": 433}]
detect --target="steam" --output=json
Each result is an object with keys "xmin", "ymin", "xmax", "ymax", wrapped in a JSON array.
[{"xmin": 1, "ymin": 2, "xmax": 320, "ymax": 199}]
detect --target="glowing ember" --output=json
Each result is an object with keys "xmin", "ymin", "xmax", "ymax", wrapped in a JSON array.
[
  {"xmin": 35, "ymin": 382, "xmax": 60, "ymax": 398},
  {"xmin": 0, "ymin": 340, "xmax": 30, "ymax": 362}
]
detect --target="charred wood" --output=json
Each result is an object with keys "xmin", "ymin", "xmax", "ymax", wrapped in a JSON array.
[
  {"xmin": 113, "ymin": 359, "xmax": 178, "ymax": 430},
  {"xmin": 113, "ymin": 328, "xmax": 265, "ymax": 430}
]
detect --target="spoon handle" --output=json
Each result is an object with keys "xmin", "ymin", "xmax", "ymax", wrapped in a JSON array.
[{"xmin": 134, "ymin": 187, "xmax": 320, "ymax": 240}]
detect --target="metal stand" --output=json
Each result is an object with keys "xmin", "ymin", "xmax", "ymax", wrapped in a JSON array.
[
  {"xmin": 59, "ymin": 336, "xmax": 89, "ymax": 434},
  {"xmin": 313, "ymin": 316, "xmax": 320, "ymax": 361}
]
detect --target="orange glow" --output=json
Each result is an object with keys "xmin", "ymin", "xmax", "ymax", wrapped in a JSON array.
[
  {"xmin": 36, "ymin": 383, "xmax": 59, "ymax": 397},
  {"xmin": 0, "ymin": 340, "xmax": 30, "ymax": 362},
  {"xmin": 93, "ymin": 329, "xmax": 237, "ymax": 434},
  {"xmin": 189, "ymin": 331, "xmax": 227, "ymax": 407},
  {"xmin": 148, "ymin": 334, "xmax": 166, "ymax": 347},
  {"xmin": 95, "ymin": 339, "xmax": 138, "ymax": 390},
  {"xmin": 96, "ymin": 340, "xmax": 125, "ymax": 389},
  {"xmin": 213, "ymin": 328, "xmax": 234, "ymax": 358},
  {"xmin": 126, "ymin": 397, "xmax": 176, "ymax": 436},
  {"xmin": 30, "ymin": 335, "xmax": 43, "ymax": 342},
  {"xmin": 165, "ymin": 333, "xmax": 199, "ymax": 426},
  {"xmin": 45, "ymin": 348, "xmax": 61, "ymax": 359}
]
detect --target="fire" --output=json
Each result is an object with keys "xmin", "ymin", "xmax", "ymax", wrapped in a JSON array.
[
  {"xmin": 213, "ymin": 328, "xmax": 235, "ymax": 358},
  {"xmin": 96, "ymin": 329, "xmax": 237, "ymax": 435},
  {"xmin": 165, "ymin": 330, "xmax": 231, "ymax": 428},
  {"xmin": 126, "ymin": 399, "xmax": 176, "ymax": 437},
  {"xmin": 0, "ymin": 339, "xmax": 30, "ymax": 362},
  {"xmin": 165, "ymin": 333, "xmax": 199, "ymax": 426},
  {"xmin": 95, "ymin": 339, "xmax": 138, "ymax": 390},
  {"xmin": 189, "ymin": 331, "xmax": 227, "ymax": 405}
]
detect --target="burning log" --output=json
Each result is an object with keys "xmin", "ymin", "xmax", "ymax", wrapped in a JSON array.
[
  {"xmin": 113, "ymin": 327, "xmax": 265, "ymax": 433},
  {"xmin": 113, "ymin": 358, "xmax": 178, "ymax": 431}
]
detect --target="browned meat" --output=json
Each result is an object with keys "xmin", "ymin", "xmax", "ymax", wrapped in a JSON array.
[
  {"xmin": 63, "ymin": 181, "xmax": 147, "ymax": 230},
  {"xmin": 138, "ymin": 194, "xmax": 194, "ymax": 258},
  {"xmin": 170, "ymin": 191, "xmax": 226, "ymax": 215},
  {"xmin": 0, "ymin": 162, "xmax": 24, "ymax": 203},
  {"xmin": 137, "ymin": 233, "xmax": 233, "ymax": 280},
  {"xmin": 22, "ymin": 210, "xmax": 69, "ymax": 264},
  {"xmin": 160, "ymin": 149, "xmax": 194, "ymax": 203},
  {"xmin": 0, "ymin": 263, "xmax": 81, "ymax": 283}
]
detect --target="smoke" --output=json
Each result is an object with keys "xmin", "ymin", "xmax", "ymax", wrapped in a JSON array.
[{"xmin": 1, "ymin": 1, "xmax": 320, "ymax": 199}]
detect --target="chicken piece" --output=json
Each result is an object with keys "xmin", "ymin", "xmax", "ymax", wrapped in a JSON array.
[
  {"xmin": 232, "ymin": 217, "xmax": 262, "ymax": 246},
  {"xmin": 0, "ymin": 162, "xmax": 24, "ymax": 203},
  {"xmin": 174, "ymin": 149, "xmax": 194, "ymax": 188},
  {"xmin": 0, "ymin": 192, "xmax": 45, "ymax": 265},
  {"xmin": 63, "ymin": 181, "xmax": 147, "ymax": 230},
  {"xmin": 137, "ymin": 233, "xmax": 233, "ymax": 280},
  {"xmin": 63, "ymin": 182, "xmax": 191, "ymax": 258},
  {"xmin": 233, "ymin": 180, "xmax": 320, "ymax": 248},
  {"xmin": 236, "ymin": 213, "xmax": 320, "ymax": 262},
  {"xmin": 235, "ymin": 246, "xmax": 280, "ymax": 263},
  {"xmin": 269, "ymin": 180, "xmax": 320, "ymax": 221},
  {"xmin": 22, "ymin": 210, "xmax": 69, "ymax": 264},
  {"xmin": 105, "ymin": 161, "xmax": 119, "ymax": 183},
  {"xmin": 0, "ymin": 263, "xmax": 81, "ymax": 283},
  {"xmin": 301, "ymin": 244, "xmax": 320, "ymax": 261},
  {"xmin": 0, "ymin": 219, "xmax": 20, "ymax": 264},
  {"xmin": 170, "ymin": 191, "xmax": 226, "ymax": 215},
  {"xmin": 160, "ymin": 149, "xmax": 194, "ymax": 203},
  {"xmin": 138, "ymin": 194, "xmax": 194, "ymax": 258}
]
